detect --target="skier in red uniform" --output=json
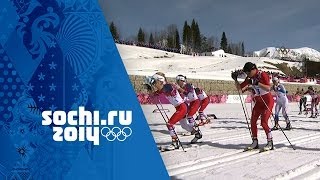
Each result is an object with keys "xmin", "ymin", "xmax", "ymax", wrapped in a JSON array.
[
  {"xmin": 195, "ymin": 86, "xmax": 211, "ymax": 125},
  {"xmin": 232, "ymin": 62, "xmax": 275, "ymax": 151},
  {"xmin": 175, "ymin": 74, "xmax": 200, "ymax": 127},
  {"xmin": 144, "ymin": 72, "xmax": 202, "ymax": 150}
]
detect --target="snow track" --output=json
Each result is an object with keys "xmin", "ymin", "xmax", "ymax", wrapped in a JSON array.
[
  {"xmin": 171, "ymin": 132, "xmax": 320, "ymax": 178},
  {"xmin": 142, "ymin": 103, "xmax": 320, "ymax": 179}
]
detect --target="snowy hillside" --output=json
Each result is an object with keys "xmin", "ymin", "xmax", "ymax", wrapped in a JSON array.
[
  {"xmin": 117, "ymin": 44, "xmax": 300, "ymax": 81},
  {"xmin": 254, "ymin": 47, "xmax": 320, "ymax": 62},
  {"xmin": 116, "ymin": 44, "xmax": 189, "ymax": 59}
]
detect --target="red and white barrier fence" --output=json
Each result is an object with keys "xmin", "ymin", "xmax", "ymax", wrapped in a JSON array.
[{"xmin": 137, "ymin": 93, "xmax": 309, "ymax": 104}]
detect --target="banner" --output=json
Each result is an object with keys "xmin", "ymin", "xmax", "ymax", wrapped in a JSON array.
[
  {"xmin": 225, "ymin": 95, "xmax": 248, "ymax": 104},
  {"xmin": 0, "ymin": 1, "xmax": 168, "ymax": 179}
]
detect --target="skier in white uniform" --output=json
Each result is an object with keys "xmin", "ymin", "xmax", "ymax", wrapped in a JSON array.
[{"xmin": 271, "ymin": 77, "xmax": 292, "ymax": 130}]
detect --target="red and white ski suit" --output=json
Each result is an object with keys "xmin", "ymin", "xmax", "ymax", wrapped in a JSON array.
[
  {"xmin": 240, "ymin": 71, "xmax": 274, "ymax": 140},
  {"xmin": 155, "ymin": 83, "xmax": 194, "ymax": 136},
  {"xmin": 195, "ymin": 87, "xmax": 209, "ymax": 112},
  {"xmin": 179, "ymin": 83, "xmax": 200, "ymax": 118}
]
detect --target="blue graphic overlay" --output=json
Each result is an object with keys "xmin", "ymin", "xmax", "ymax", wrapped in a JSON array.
[{"xmin": 0, "ymin": 0, "xmax": 168, "ymax": 179}]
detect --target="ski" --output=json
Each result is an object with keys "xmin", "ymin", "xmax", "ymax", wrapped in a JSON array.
[
  {"xmin": 195, "ymin": 114, "xmax": 217, "ymax": 120},
  {"xmin": 243, "ymin": 148, "xmax": 260, "ymax": 152},
  {"xmin": 207, "ymin": 114, "xmax": 218, "ymax": 119},
  {"xmin": 189, "ymin": 141, "xmax": 203, "ymax": 145},
  {"xmin": 158, "ymin": 145, "xmax": 177, "ymax": 152},
  {"xmin": 259, "ymin": 148, "xmax": 275, "ymax": 153},
  {"xmin": 158, "ymin": 141, "xmax": 203, "ymax": 152},
  {"xmin": 180, "ymin": 132, "xmax": 192, "ymax": 136}
]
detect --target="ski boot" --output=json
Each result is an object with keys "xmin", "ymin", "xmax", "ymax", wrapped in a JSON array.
[
  {"xmin": 298, "ymin": 111, "xmax": 302, "ymax": 115},
  {"xmin": 190, "ymin": 126, "xmax": 202, "ymax": 144},
  {"xmin": 271, "ymin": 124, "xmax": 279, "ymax": 131},
  {"xmin": 165, "ymin": 138, "xmax": 180, "ymax": 151},
  {"xmin": 198, "ymin": 113, "xmax": 209, "ymax": 126},
  {"xmin": 272, "ymin": 117, "xmax": 280, "ymax": 131},
  {"xmin": 244, "ymin": 138, "xmax": 259, "ymax": 151},
  {"xmin": 261, "ymin": 139, "xmax": 274, "ymax": 152},
  {"xmin": 284, "ymin": 122, "xmax": 292, "ymax": 130},
  {"xmin": 309, "ymin": 113, "xmax": 315, "ymax": 118}
]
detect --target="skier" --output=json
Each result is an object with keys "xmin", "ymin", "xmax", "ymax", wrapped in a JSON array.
[
  {"xmin": 295, "ymin": 88, "xmax": 307, "ymax": 114},
  {"xmin": 175, "ymin": 75, "xmax": 201, "ymax": 127},
  {"xmin": 304, "ymin": 86, "xmax": 319, "ymax": 118},
  {"xmin": 145, "ymin": 72, "xmax": 202, "ymax": 150},
  {"xmin": 194, "ymin": 86, "xmax": 212, "ymax": 126},
  {"xmin": 231, "ymin": 62, "xmax": 274, "ymax": 152},
  {"xmin": 270, "ymin": 77, "xmax": 292, "ymax": 131}
]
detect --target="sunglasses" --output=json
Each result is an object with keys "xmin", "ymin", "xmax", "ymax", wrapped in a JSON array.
[{"xmin": 150, "ymin": 78, "xmax": 156, "ymax": 85}]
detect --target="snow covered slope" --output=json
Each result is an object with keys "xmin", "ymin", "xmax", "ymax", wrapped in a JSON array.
[
  {"xmin": 116, "ymin": 44, "xmax": 189, "ymax": 59},
  {"xmin": 117, "ymin": 44, "xmax": 299, "ymax": 81},
  {"xmin": 254, "ymin": 47, "xmax": 320, "ymax": 62}
]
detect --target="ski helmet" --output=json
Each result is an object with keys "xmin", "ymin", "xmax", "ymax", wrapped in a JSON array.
[
  {"xmin": 176, "ymin": 75, "xmax": 187, "ymax": 82},
  {"xmin": 308, "ymin": 86, "xmax": 313, "ymax": 91},
  {"xmin": 151, "ymin": 74, "xmax": 165, "ymax": 83}
]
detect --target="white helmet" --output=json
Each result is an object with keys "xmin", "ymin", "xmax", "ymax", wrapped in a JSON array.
[
  {"xmin": 176, "ymin": 74, "xmax": 187, "ymax": 82},
  {"xmin": 151, "ymin": 74, "xmax": 165, "ymax": 83}
]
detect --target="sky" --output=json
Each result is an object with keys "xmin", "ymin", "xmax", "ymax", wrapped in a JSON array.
[{"xmin": 99, "ymin": 0, "xmax": 320, "ymax": 51}]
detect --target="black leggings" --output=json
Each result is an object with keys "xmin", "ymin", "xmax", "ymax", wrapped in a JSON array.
[{"xmin": 299, "ymin": 97, "xmax": 307, "ymax": 112}]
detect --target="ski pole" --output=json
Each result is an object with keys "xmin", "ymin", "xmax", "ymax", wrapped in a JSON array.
[
  {"xmin": 157, "ymin": 98, "xmax": 171, "ymax": 122},
  {"xmin": 155, "ymin": 99, "xmax": 186, "ymax": 152},
  {"xmin": 159, "ymin": 98, "xmax": 203, "ymax": 132},
  {"xmin": 258, "ymin": 94, "xmax": 296, "ymax": 150},
  {"xmin": 237, "ymin": 88, "xmax": 253, "ymax": 138}
]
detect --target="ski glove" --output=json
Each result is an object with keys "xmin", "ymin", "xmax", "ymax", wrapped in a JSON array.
[
  {"xmin": 248, "ymin": 78, "xmax": 259, "ymax": 85},
  {"xmin": 143, "ymin": 84, "xmax": 152, "ymax": 91},
  {"xmin": 231, "ymin": 72, "xmax": 238, "ymax": 81}
]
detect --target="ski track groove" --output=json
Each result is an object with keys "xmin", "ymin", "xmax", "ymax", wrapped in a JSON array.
[
  {"xmin": 153, "ymin": 117, "xmax": 317, "ymax": 142},
  {"xmin": 157, "ymin": 122, "xmax": 318, "ymax": 153},
  {"xmin": 168, "ymin": 131, "xmax": 320, "ymax": 178},
  {"xmin": 272, "ymin": 159, "xmax": 320, "ymax": 180},
  {"xmin": 146, "ymin": 104, "xmax": 320, "ymax": 179}
]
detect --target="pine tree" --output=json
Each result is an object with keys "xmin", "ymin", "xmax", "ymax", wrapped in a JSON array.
[
  {"xmin": 186, "ymin": 25, "xmax": 191, "ymax": 49},
  {"xmin": 137, "ymin": 27, "xmax": 145, "ymax": 43},
  {"xmin": 241, "ymin": 42, "xmax": 245, "ymax": 56},
  {"xmin": 182, "ymin": 21, "xmax": 189, "ymax": 45},
  {"xmin": 175, "ymin": 29, "xmax": 180, "ymax": 50},
  {"xmin": 149, "ymin": 33, "xmax": 154, "ymax": 45},
  {"xmin": 183, "ymin": 21, "xmax": 192, "ymax": 52},
  {"xmin": 194, "ymin": 22, "xmax": 201, "ymax": 52},
  {"xmin": 220, "ymin": 32, "xmax": 228, "ymax": 52},
  {"xmin": 191, "ymin": 19, "xmax": 196, "ymax": 51},
  {"xmin": 109, "ymin": 22, "xmax": 119, "ymax": 40}
]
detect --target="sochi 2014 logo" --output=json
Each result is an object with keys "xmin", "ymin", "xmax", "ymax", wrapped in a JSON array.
[{"xmin": 42, "ymin": 107, "xmax": 132, "ymax": 145}]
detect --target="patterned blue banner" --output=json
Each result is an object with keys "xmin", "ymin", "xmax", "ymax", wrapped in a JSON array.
[{"xmin": 0, "ymin": 0, "xmax": 168, "ymax": 179}]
